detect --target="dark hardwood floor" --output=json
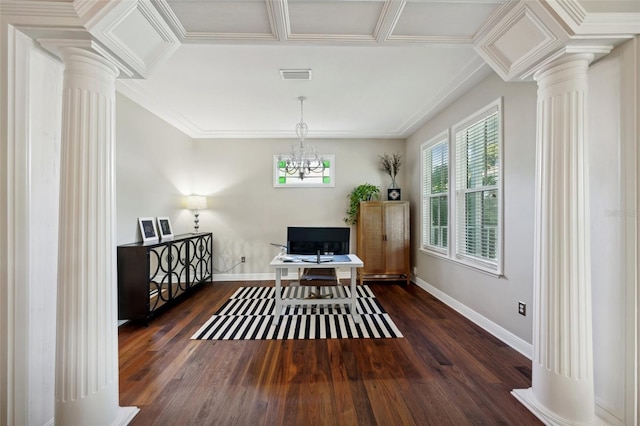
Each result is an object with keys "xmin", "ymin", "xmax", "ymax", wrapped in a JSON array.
[{"xmin": 118, "ymin": 281, "xmax": 541, "ymax": 425}]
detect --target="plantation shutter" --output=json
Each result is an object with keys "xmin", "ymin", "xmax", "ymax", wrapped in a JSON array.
[
  {"xmin": 422, "ymin": 146, "xmax": 431, "ymax": 248},
  {"xmin": 455, "ymin": 106, "xmax": 500, "ymax": 266},
  {"xmin": 421, "ymin": 136, "xmax": 448, "ymax": 252}
]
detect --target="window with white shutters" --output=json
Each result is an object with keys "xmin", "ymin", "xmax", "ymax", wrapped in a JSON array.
[
  {"xmin": 454, "ymin": 100, "xmax": 502, "ymax": 272},
  {"xmin": 421, "ymin": 132, "xmax": 448, "ymax": 253},
  {"xmin": 419, "ymin": 99, "xmax": 503, "ymax": 275}
]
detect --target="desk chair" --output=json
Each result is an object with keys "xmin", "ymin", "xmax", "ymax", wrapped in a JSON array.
[
  {"xmin": 300, "ymin": 267, "xmax": 338, "ymax": 299},
  {"xmin": 286, "ymin": 226, "xmax": 349, "ymax": 300}
]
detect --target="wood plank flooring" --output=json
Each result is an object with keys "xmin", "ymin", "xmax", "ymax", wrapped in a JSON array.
[{"xmin": 118, "ymin": 281, "xmax": 541, "ymax": 425}]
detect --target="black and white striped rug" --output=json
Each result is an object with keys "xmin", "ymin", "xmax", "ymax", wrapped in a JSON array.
[{"xmin": 191, "ymin": 285, "xmax": 403, "ymax": 340}]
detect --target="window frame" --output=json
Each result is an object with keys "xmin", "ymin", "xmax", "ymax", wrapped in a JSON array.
[
  {"xmin": 421, "ymin": 130, "xmax": 450, "ymax": 256},
  {"xmin": 452, "ymin": 98, "xmax": 503, "ymax": 275},
  {"xmin": 419, "ymin": 98, "xmax": 504, "ymax": 276}
]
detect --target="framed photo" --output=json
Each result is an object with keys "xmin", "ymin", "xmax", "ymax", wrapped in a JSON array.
[
  {"xmin": 157, "ymin": 217, "xmax": 174, "ymax": 240},
  {"xmin": 138, "ymin": 217, "xmax": 158, "ymax": 243}
]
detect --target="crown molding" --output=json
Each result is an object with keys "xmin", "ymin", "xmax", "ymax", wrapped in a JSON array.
[
  {"xmin": 117, "ymin": 79, "xmax": 407, "ymax": 139},
  {"xmin": 183, "ymin": 32, "xmax": 278, "ymax": 43},
  {"xmin": 386, "ymin": 35, "xmax": 473, "ymax": 44},
  {"xmin": 0, "ymin": 0, "xmax": 77, "ymax": 18},
  {"xmin": 194, "ymin": 129, "xmax": 404, "ymax": 139},
  {"xmin": 374, "ymin": 0, "xmax": 405, "ymax": 43},
  {"xmin": 117, "ymin": 79, "xmax": 202, "ymax": 138},
  {"xmin": 265, "ymin": 0, "xmax": 286, "ymax": 42},
  {"xmin": 397, "ymin": 56, "xmax": 492, "ymax": 135},
  {"xmin": 285, "ymin": 33, "xmax": 377, "ymax": 43},
  {"xmin": 151, "ymin": 0, "xmax": 186, "ymax": 40},
  {"xmin": 544, "ymin": 0, "xmax": 640, "ymax": 36},
  {"xmin": 473, "ymin": 0, "xmax": 520, "ymax": 43}
]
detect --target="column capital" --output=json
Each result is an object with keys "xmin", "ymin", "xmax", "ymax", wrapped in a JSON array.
[
  {"xmin": 38, "ymin": 39, "xmax": 124, "ymax": 79},
  {"xmin": 532, "ymin": 52, "xmax": 594, "ymax": 90}
]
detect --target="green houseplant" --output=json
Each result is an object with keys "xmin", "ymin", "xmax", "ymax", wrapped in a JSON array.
[{"xmin": 344, "ymin": 183, "xmax": 380, "ymax": 225}]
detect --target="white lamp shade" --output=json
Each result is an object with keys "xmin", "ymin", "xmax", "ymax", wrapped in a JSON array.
[{"xmin": 186, "ymin": 195, "xmax": 207, "ymax": 210}]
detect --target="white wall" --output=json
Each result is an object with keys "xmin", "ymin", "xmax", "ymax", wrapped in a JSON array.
[
  {"xmin": 115, "ymin": 94, "xmax": 405, "ymax": 276},
  {"xmin": 191, "ymin": 137, "xmax": 405, "ymax": 276},
  {"xmin": 116, "ymin": 93, "xmax": 195, "ymax": 245},
  {"xmin": 406, "ymin": 72, "xmax": 538, "ymax": 344}
]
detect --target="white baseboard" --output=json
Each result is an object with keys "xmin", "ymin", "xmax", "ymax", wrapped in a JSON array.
[
  {"xmin": 512, "ymin": 388, "xmax": 620, "ymax": 426},
  {"xmin": 44, "ymin": 406, "xmax": 139, "ymax": 426},
  {"xmin": 114, "ymin": 406, "xmax": 140, "ymax": 426},
  {"xmin": 211, "ymin": 272, "xmax": 274, "ymax": 281},
  {"xmin": 594, "ymin": 396, "xmax": 624, "ymax": 426},
  {"xmin": 412, "ymin": 276, "xmax": 533, "ymax": 359}
]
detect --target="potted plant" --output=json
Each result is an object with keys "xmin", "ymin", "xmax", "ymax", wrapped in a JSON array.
[
  {"xmin": 378, "ymin": 152, "xmax": 403, "ymax": 200},
  {"xmin": 344, "ymin": 183, "xmax": 380, "ymax": 225}
]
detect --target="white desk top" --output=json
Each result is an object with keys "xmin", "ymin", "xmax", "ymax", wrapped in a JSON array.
[{"xmin": 269, "ymin": 253, "xmax": 363, "ymax": 268}]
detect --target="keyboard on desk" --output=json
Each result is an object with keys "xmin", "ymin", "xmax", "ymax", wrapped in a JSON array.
[{"xmin": 282, "ymin": 255, "xmax": 334, "ymax": 263}]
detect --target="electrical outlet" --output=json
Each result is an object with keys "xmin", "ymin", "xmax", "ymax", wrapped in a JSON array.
[
  {"xmin": 518, "ymin": 301, "xmax": 526, "ymax": 316},
  {"xmin": 241, "ymin": 256, "xmax": 246, "ymax": 263}
]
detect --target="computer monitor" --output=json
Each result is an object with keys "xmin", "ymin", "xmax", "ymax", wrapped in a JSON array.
[{"xmin": 287, "ymin": 227, "xmax": 350, "ymax": 255}]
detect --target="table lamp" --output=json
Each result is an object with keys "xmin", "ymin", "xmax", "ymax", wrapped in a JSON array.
[{"xmin": 186, "ymin": 195, "xmax": 207, "ymax": 233}]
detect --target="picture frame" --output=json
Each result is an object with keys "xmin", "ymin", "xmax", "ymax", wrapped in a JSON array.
[
  {"xmin": 157, "ymin": 217, "xmax": 174, "ymax": 240},
  {"xmin": 138, "ymin": 217, "xmax": 158, "ymax": 243}
]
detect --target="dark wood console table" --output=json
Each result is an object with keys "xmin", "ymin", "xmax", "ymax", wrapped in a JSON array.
[{"xmin": 117, "ymin": 232, "xmax": 212, "ymax": 323}]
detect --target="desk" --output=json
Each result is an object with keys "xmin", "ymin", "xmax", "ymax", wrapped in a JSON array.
[{"xmin": 269, "ymin": 254, "xmax": 364, "ymax": 325}]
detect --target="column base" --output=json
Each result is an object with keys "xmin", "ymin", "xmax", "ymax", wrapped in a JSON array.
[
  {"xmin": 511, "ymin": 388, "xmax": 609, "ymax": 426},
  {"xmin": 112, "ymin": 406, "xmax": 140, "ymax": 426}
]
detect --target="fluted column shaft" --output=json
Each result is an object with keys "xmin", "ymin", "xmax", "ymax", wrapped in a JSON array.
[
  {"xmin": 55, "ymin": 47, "xmax": 120, "ymax": 425},
  {"xmin": 529, "ymin": 53, "xmax": 596, "ymax": 424}
]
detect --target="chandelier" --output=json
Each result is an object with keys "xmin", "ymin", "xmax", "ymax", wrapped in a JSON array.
[{"xmin": 278, "ymin": 96, "xmax": 325, "ymax": 180}]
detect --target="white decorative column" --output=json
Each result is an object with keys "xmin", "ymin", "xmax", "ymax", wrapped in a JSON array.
[
  {"xmin": 55, "ymin": 47, "xmax": 138, "ymax": 425},
  {"xmin": 512, "ymin": 53, "xmax": 597, "ymax": 425}
]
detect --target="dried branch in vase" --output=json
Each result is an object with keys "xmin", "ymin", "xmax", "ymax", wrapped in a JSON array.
[{"xmin": 378, "ymin": 152, "xmax": 403, "ymax": 187}]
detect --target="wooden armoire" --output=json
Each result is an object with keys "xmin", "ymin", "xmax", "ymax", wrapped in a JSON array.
[{"xmin": 356, "ymin": 201, "xmax": 410, "ymax": 285}]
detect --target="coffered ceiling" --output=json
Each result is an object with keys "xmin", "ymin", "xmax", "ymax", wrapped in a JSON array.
[
  {"xmin": 110, "ymin": 0, "xmax": 638, "ymax": 139},
  {"xmin": 116, "ymin": 0, "xmax": 513, "ymax": 139}
]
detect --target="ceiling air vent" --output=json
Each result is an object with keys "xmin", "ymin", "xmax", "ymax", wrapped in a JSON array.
[{"xmin": 280, "ymin": 69, "xmax": 312, "ymax": 81}]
